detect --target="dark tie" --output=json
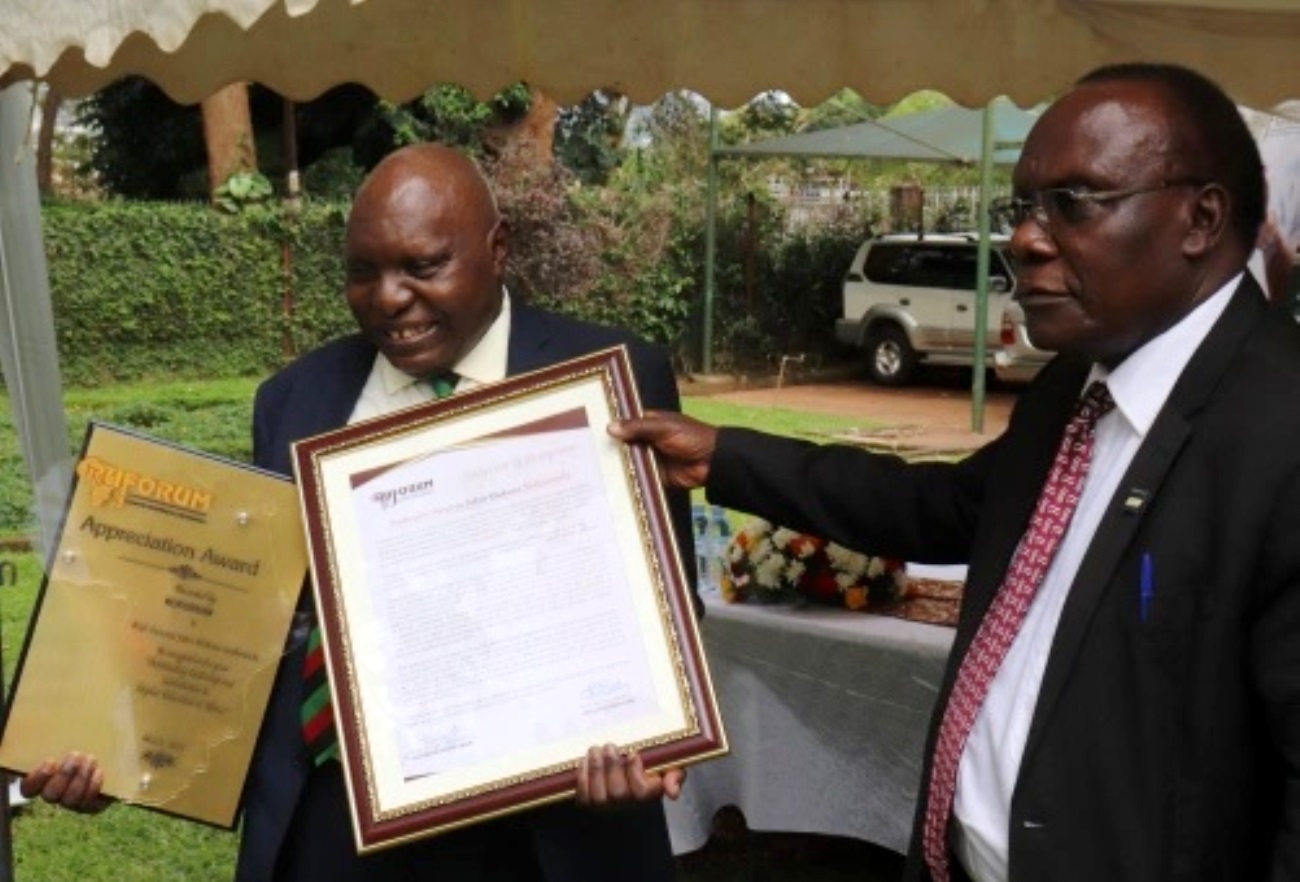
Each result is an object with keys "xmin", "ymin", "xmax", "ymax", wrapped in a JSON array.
[
  {"xmin": 300, "ymin": 370, "xmax": 462, "ymax": 765},
  {"xmin": 922, "ymin": 381, "xmax": 1115, "ymax": 882},
  {"xmin": 429, "ymin": 373, "xmax": 458, "ymax": 399}
]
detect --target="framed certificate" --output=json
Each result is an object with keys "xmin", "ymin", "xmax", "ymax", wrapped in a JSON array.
[
  {"xmin": 292, "ymin": 346, "xmax": 726, "ymax": 853},
  {"xmin": 0, "ymin": 422, "xmax": 307, "ymax": 827}
]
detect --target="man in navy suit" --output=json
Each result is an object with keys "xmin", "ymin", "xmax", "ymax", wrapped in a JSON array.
[
  {"xmin": 609, "ymin": 64, "xmax": 1300, "ymax": 881},
  {"xmin": 237, "ymin": 143, "xmax": 696, "ymax": 882},
  {"xmin": 26, "ymin": 143, "xmax": 694, "ymax": 882}
]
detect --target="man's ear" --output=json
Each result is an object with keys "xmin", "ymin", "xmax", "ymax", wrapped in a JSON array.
[
  {"xmin": 489, "ymin": 219, "xmax": 509, "ymax": 275},
  {"xmin": 1183, "ymin": 183, "xmax": 1229, "ymax": 258}
]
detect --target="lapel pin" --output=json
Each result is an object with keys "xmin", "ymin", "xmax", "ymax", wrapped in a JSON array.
[{"xmin": 1122, "ymin": 488, "xmax": 1149, "ymax": 514}]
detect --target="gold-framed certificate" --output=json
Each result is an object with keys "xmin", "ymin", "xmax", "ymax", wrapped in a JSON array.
[
  {"xmin": 0, "ymin": 422, "xmax": 307, "ymax": 827},
  {"xmin": 292, "ymin": 346, "xmax": 727, "ymax": 854}
]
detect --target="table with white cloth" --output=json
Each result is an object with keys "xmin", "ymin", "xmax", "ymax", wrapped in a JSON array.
[{"xmin": 666, "ymin": 590, "xmax": 956, "ymax": 855}]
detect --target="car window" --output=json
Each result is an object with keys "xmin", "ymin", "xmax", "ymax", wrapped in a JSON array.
[
  {"xmin": 863, "ymin": 240, "xmax": 1016, "ymax": 290},
  {"xmin": 863, "ymin": 244, "xmax": 916, "ymax": 284},
  {"xmin": 990, "ymin": 251, "xmax": 1014, "ymax": 287}
]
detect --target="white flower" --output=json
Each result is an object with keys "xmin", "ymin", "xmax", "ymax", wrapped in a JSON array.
[
  {"xmin": 827, "ymin": 543, "xmax": 869, "ymax": 575},
  {"xmin": 771, "ymin": 527, "xmax": 799, "ymax": 551},
  {"xmin": 785, "ymin": 559, "xmax": 806, "ymax": 586},
  {"xmin": 755, "ymin": 553, "xmax": 786, "ymax": 589}
]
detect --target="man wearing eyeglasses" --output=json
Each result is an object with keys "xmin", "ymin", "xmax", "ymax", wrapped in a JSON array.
[{"xmin": 603, "ymin": 63, "xmax": 1300, "ymax": 882}]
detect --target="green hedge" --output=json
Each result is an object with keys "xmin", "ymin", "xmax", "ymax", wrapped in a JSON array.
[
  {"xmin": 42, "ymin": 201, "xmax": 356, "ymax": 386},
  {"xmin": 40, "ymin": 197, "xmax": 873, "ymax": 386}
]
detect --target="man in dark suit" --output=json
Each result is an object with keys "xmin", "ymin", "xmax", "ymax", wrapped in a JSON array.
[
  {"xmin": 608, "ymin": 64, "xmax": 1300, "ymax": 882},
  {"xmin": 25, "ymin": 143, "xmax": 693, "ymax": 881}
]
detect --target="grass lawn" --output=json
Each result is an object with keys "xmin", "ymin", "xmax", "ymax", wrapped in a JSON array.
[{"xmin": 0, "ymin": 379, "xmax": 898, "ymax": 881}]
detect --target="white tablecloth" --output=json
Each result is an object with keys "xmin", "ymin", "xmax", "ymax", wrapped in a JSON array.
[{"xmin": 667, "ymin": 593, "xmax": 956, "ymax": 855}]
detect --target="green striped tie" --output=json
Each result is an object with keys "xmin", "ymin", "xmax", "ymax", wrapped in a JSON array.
[{"xmin": 301, "ymin": 623, "xmax": 338, "ymax": 765}]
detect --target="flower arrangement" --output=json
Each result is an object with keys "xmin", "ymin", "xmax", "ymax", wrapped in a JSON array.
[{"xmin": 721, "ymin": 518, "xmax": 907, "ymax": 612}]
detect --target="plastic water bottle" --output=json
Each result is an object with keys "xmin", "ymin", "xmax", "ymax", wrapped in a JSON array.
[
  {"xmin": 692, "ymin": 503, "xmax": 731, "ymax": 595},
  {"xmin": 692, "ymin": 503, "xmax": 716, "ymax": 593},
  {"xmin": 709, "ymin": 506, "xmax": 732, "ymax": 593}
]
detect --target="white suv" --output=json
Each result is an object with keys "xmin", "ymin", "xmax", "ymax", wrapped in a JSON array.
[
  {"xmin": 994, "ymin": 298, "xmax": 1053, "ymax": 384},
  {"xmin": 836, "ymin": 234, "xmax": 1016, "ymax": 386}
]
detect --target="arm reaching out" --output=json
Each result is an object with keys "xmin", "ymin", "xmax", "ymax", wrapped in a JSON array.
[{"xmin": 608, "ymin": 411, "xmax": 720, "ymax": 490}]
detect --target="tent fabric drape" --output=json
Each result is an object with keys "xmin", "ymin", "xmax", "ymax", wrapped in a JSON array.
[
  {"xmin": 0, "ymin": 85, "xmax": 72, "ymax": 558},
  {"xmin": 3, "ymin": 0, "xmax": 1300, "ymax": 108}
]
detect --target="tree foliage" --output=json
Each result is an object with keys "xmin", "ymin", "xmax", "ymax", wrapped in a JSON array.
[
  {"xmin": 369, "ymin": 83, "xmax": 532, "ymax": 161},
  {"xmin": 554, "ymin": 90, "xmax": 629, "ymax": 185},
  {"xmin": 484, "ymin": 142, "xmax": 602, "ymax": 306},
  {"xmin": 726, "ymin": 90, "xmax": 799, "ymax": 141},
  {"xmin": 797, "ymin": 88, "xmax": 885, "ymax": 132},
  {"xmin": 57, "ymin": 84, "xmax": 1010, "ymax": 377},
  {"xmin": 76, "ymin": 79, "xmax": 208, "ymax": 199},
  {"xmin": 76, "ymin": 79, "xmax": 379, "ymax": 199}
]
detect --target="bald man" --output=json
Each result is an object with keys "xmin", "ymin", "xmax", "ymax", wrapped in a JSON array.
[{"xmin": 25, "ymin": 144, "xmax": 696, "ymax": 882}]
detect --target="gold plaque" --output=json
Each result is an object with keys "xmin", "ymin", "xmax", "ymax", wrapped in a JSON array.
[{"xmin": 0, "ymin": 422, "xmax": 307, "ymax": 827}]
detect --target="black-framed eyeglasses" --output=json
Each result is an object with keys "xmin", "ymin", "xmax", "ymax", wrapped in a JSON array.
[{"xmin": 989, "ymin": 180, "xmax": 1205, "ymax": 232}]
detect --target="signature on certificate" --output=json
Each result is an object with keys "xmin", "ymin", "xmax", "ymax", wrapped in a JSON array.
[{"xmin": 580, "ymin": 678, "xmax": 634, "ymax": 715}]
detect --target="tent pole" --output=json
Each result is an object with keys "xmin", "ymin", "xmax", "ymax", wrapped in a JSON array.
[
  {"xmin": 970, "ymin": 101, "xmax": 996, "ymax": 434},
  {"xmin": 702, "ymin": 106, "xmax": 719, "ymax": 375}
]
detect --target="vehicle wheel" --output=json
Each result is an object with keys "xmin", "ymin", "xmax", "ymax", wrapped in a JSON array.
[{"xmin": 865, "ymin": 326, "xmax": 917, "ymax": 386}]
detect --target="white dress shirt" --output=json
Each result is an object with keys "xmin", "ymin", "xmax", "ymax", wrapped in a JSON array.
[
  {"xmin": 349, "ymin": 291, "xmax": 512, "ymax": 423},
  {"xmin": 951, "ymin": 276, "xmax": 1242, "ymax": 882}
]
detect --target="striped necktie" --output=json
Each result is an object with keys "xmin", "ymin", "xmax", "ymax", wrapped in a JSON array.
[
  {"xmin": 922, "ymin": 381, "xmax": 1115, "ymax": 882},
  {"xmin": 300, "ymin": 624, "xmax": 337, "ymax": 765}
]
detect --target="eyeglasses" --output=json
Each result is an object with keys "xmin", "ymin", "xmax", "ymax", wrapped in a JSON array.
[{"xmin": 989, "ymin": 180, "xmax": 1204, "ymax": 232}]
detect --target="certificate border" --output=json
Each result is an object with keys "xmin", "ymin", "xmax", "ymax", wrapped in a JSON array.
[{"xmin": 292, "ymin": 346, "xmax": 727, "ymax": 853}]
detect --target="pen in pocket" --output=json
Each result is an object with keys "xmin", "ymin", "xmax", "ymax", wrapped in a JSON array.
[{"xmin": 1140, "ymin": 552, "xmax": 1155, "ymax": 623}]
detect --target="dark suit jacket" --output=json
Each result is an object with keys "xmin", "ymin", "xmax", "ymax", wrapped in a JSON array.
[
  {"xmin": 707, "ymin": 277, "xmax": 1300, "ymax": 882},
  {"xmin": 236, "ymin": 304, "xmax": 696, "ymax": 882}
]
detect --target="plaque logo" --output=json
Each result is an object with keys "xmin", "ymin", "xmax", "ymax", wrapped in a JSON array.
[{"xmin": 77, "ymin": 456, "xmax": 213, "ymax": 520}]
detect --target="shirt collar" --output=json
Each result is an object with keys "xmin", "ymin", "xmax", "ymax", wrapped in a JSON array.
[
  {"xmin": 375, "ymin": 288, "xmax": 513, "ymax": 395},
  {"xmin": 1086, "ymin": 272, "xmax": 1241, "ymax": 438}
]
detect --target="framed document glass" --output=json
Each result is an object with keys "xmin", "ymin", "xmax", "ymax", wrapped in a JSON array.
[
  {"xmin": 0, "ymin": 422, "xmax": 307, "ymax": 827},
  {"xmin": 292, "ymin": 346, "xmax": 726, "ymax": 853}
]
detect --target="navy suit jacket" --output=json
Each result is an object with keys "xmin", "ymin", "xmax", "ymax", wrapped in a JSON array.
[
  {"xmin": 236, "ymin": 304, "xmax": 696, "ymax": 882},
  {"xmin": 707, "ymin": 278, "xmax": 1300, "ymax": 882}
]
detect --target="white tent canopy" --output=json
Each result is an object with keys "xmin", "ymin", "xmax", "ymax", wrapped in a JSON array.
[{"xmin": 3, "ymin": 0, "xmax": 1300, "ymax": 107}]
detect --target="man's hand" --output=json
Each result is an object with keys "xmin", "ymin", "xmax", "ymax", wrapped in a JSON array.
[
  {"xmin": 607, "ymin": 411, "xmax": 720, "ymax": 490},
  {"xmin": 20, "ymin": 752, "xmax": 113, "ymax": 814},
  {"xmin": 575, "ymin": 744, "xmax": 686, "ymax": 807}
]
